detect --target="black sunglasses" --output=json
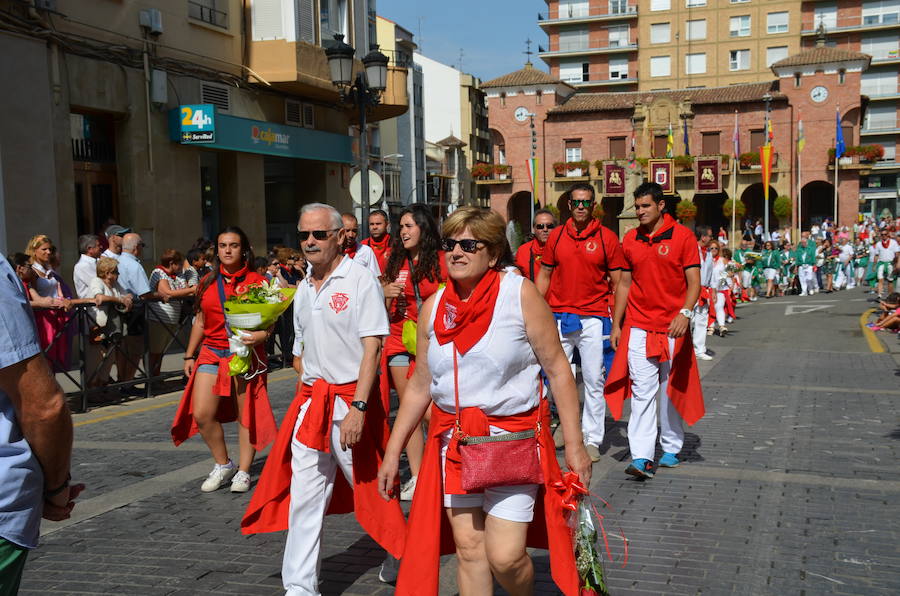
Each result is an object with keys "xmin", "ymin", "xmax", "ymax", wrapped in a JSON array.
[
  {"xmin": 570, "ymin": 199, "xmax": 593, "ymax": 208},
  {"xmin": 298, "ymin": 229, "xmax": 340, "ymax": 241},
  {"xmin": 534, "ymin": 223, "xmax": 556, "ymax": 230},
  {"xmin": 441, "ymin": 238, "xmax": 485, "ymax": 253}
]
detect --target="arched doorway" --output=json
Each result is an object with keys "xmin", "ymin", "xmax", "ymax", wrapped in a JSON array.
[
  {"xmin": 740, "ymin": 183, "xmax": 777, "ymax": 232},
  {"xmin": 507, "ymin": 191, "xmax": 533, "ymax": 236},
  {"xmin": 556, "ymin": 191, "xmax": 573, "ymax": 223},
  {"xmin": 799, "ymin": 180, "xmax": 834, "ymax": 229},
  {"xmin": 600, "ymin": 196, "xmax": 623, "ymax": 234},
  {"xmin": 694, "ymin": 192, "xmax": 728, "ymax": 233}
]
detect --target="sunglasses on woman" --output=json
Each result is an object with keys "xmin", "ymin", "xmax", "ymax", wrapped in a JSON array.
[
  {"xmin": 441, "ymin": 238, "xmax": 485, "ymax": 253},
  {"xmin": 298, "ymin": 229, "xmax": 340, "ymax": 241},
  {"xmin": 534, "ymin": 223, "xmax": 555, "ymax": 230}
]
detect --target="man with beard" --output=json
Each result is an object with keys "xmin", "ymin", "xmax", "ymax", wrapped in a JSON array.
[
  {"xmin": 536, "ymin": 183, "xmax": 625, "ymax": 462},
  {"xmin": 362, "ymin": 210, "xmax": 392, "ymax": 273},
  {"xmin": 242, "ymin": 203, "xmax": 405, "ymax": 594},
  {"xmin": 514, "ymin": 209, "xmax": 557, "ymax": 282},
  {"xmin": 339, "ymin": 212, "xmax": 382, "ymax": 278}
]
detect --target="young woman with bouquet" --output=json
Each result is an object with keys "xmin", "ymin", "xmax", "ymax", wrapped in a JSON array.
[{"xmin": 170, "ymin": 227, "xmax": 277, "ymax": 493}]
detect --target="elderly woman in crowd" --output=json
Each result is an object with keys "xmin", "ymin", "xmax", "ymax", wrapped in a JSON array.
[
  {"xmin": 87, "ymin": 257, "xmax": 134, "ymax": 388},
  {"xmin": 377, "ymin": 207, "xmax": 591, "ymax": 595},
  {"xmin": 148, "ymin": 249, "xmax": 196, "ymax": 376}
]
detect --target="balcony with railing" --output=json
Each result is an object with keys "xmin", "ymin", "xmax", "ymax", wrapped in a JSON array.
[
  {"xmin": 802, "ymin": 13, "xmax": 900, "ymax": 35},
  {"xmin": 540, "ymin": 40, "xmax": 638, "ymax": 58},
  {"xmin": 188, "ymin": 0, "xmax": 228, "ymax": 29},
  {"xmin": 538, "ymin": 5, "xmax": 637, "ymax": 27}
]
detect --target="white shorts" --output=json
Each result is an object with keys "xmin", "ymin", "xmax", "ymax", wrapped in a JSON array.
[
  {"xmin": 763, "ymin": 268, "xmax": 778, "ymax": 281},
  {"xmin": 740, "ymin": 270, "xmax": 752, "ymax": 288},
  {"xmin": 439, "ymin": 429, "xmax": 539, "ymax": 523}
]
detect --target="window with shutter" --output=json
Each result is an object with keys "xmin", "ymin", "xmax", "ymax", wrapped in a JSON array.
[
  {"xmin": 609, "ymin": 57, "xmax": 628, "ymax": 79},
  {"xmin": 766, "ymin": 46, "xmax": 788, "ymax": 67},
  {"xmin": 650, "ymin": 55, "xmax": 671, "ymax": 77},
  {"xmin": 653, "ymin": 135, "xmax": 668, "ymax": 157},
  {"xmin": 559, "ymin": 28, "xmax": 590, "ymax": 51},
  {"xmin": 862, "ymin": 34, "xmax": 899, "ymax": 60},
  {"xmin": 251, "ymin": 0, "xmax": 283, "ymax": 40},
  {"xmin": 729, "ymin": 15, "xmax": 750, "ymax": 37},
  {"xmin": 608, "ymin": 25, "xmax": 629, "ymax": 47},
  {"xmin": 296, "ymin": 0, "xmax": 315, "ymax": 43},
  {"xmin": 814, "ymin": 4, "xmax": 837, "ymax": 29},
  {"xmin": 609, "ymin": 137, "xmax": 626, "ymax": 158},
  {"xmin": 685, "ymin": 52, "xmax": 706, "ymax": 74},
  {"xmin": 863, "ymin": 0, "xmax": 900, "ymax": 26},
  {"xmin": 559, "ymin": 59, "xmax": 586, "ymax": 83},
  {"xmin": 701, "ymin": 132, "xmax": 720, "ymax": 155},
  {"xmin": 865, "ymin": 103, "xmax": 898, "ymax": 130},
  {"xmin": 651, "ymin": 23, "xmax": 670, "ymax": 44},
  {"xmin": 729, "ymin": 49, "xmax": 750, "ymax": 71},
  {"xmin": 767, "ymin": 12, "xmax": 789, "ymax": 34},
  {"xmin": 685, "ymin": 19, "xmax": 706, "ymax": 40},
  {"xmin": 650, "ymin": 0, "xmax": 671, "ymax": 11},
  {"xmin": 565, "ymin": 140, "xmax": 582, "ymax": 162},
  {"xmin": 750, "ymin": 130, "xmax": 765, "ymax": 152},
  {"xmin": 861, "ymin": 70, "xmax": 898, "ymax": 96}
]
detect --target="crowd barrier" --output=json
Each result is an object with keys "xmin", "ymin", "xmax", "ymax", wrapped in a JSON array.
[{"xmin": 35, "ymin": 298, "xmax": 291, "ymax": 413}]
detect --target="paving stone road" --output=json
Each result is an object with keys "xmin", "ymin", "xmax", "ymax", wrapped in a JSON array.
[{"xmin": 20, "ymin": 288, "xmax": 900, "ymax": 595}]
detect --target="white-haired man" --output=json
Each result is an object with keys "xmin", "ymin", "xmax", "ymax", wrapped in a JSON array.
[{"xmin": 242, "ymin": 203, "xmax": 405, "ymax": 594}]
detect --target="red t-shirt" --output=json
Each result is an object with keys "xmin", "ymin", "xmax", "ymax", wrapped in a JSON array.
[
  {"xmin": 362, "ymin": 234, "xmax": 392, "ymax": 273},
  {"xmin": 514, "ymin": 238, "xmax": 546, "ymax": 282},
  {"xmin": 542, "ymin": 218, "xmax": 626, "ymax": 316},
  {"xmin": 386, "ymin": 253, "xmax": 446, "ymax": 350},
  {"xmin": 199, "ymin": 268, "xmax": 267, "ymax": 350},
  {"xmin": 621, "ymin": 214, "xmax": 700, "ymax": 333}
]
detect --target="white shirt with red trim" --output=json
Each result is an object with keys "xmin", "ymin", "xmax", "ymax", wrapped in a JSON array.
[{"xmin": 292, "ymin": 256, "xmax": 389, "ymax": 385}]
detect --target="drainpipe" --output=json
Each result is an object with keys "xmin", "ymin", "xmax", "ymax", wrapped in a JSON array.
[{"xmin": 142, "ymin": 36, "xmax": 154, "ymax": 174}]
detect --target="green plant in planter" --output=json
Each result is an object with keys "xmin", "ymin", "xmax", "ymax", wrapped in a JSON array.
[
  {"xmin": 773, "ymin": 195, "xmax": 792, "ymax": 224},
  {"xmin": 722, "ymin": 198, "xmax": 746, "ymax": 219},
  {"xmin": 553, "ymin": 161, "xmax": 568, "ymax": 176},
  {"xmin": 568, "ymin": 160, "xmax": 590, "ymax": 173},
  {"xmin": 739, "ymin": 152, "xmax": 760, "ymax": 168},
  {"xmin": 471, "ymin": 162, "xmax": 493, "ymax": 178},
  {"xmin": 494, "ymin": 164, "xmax": 511, "ymax": 176},
  {"xmin": 636, "ymin": 157, "xmax": 649, "ymax": 168},
  {"xmin": 676, "ymin": 199, "xmax": 697, "ymax": 221},
  {"xmin": 673, "ymin": 155, "xmax": 693, "ymax": 170}
]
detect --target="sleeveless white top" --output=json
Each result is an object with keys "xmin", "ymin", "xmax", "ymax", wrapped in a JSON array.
[{"xmin": 427, "ymin": 273, "xmax": 541, "ymax": 416}]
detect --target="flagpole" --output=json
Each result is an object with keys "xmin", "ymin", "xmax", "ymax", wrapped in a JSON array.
[
  {"xmin": 731, "ymin": 157, "xmax": 737, "ymax": 252},
  {"xmin": 833, "ymin": 144, "xmax": 839, "ymax": 226},
  {"xmin": 797, "ymin": 141, "xmax": 802, "ymax": 238}
]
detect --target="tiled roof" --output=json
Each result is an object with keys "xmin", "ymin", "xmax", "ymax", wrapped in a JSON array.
[
  {"xmin": 481, "ymin": 63, "xmax": 571, "ymax": 89},
  {"xmin": 770, "ymin": 46, "xmax": 871, "ymax": 69},
  {"xmin": 436, "ymin": 134, "xmax": 466, "ymax": 147},
  {"xmin": 549, "ymin": 82, "xmax": 783, "ymax": 114}
]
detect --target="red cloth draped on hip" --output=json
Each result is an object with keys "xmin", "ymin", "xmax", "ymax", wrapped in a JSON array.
[
  {"xmin": 170, "ymin": 344, "xmax": 276, "ymax": 450},
  {"xmin": 394, "ymin": 399, "xmax": 579, "ymax": 596},
  {"xmin": 604, "ymin": 325, "xmax": 705, "ymax": 426},
  {"xmin": 697, "ymin": 286, "xmax": 712, "ymax": 308},
  {"xmin": 723, "ymin": 289, "xmax": 736, "ymax": 319},
  {"xmin": 240, "ymin": 379, "xmax": 406, "ymax": 559}
]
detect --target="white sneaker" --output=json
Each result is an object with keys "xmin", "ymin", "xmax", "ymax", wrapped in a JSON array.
[
  {"xmin": 201, "ymin": 461, "xmax": 236, "ymax": 492},
  {"xmin": 706, "ymin": 327, "xmax": 714, "ymax": 336},
  {"xmin": 400, "ymin": 476, "xmax": 417, "ymax": 501},
  {"xmin": 696, "ymin": 352, "xmax": 714, "ymax": 361},
  {"xmin": 379, "ymin": 554, "xmax": 400, "ymax": 584},
  {"xmin": 230, "ymin": 470, "xmax": 251, "ymax": 493}
]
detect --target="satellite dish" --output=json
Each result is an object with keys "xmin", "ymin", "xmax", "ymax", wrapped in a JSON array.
[{"xmin": 349, "ymin": 170, "xmax": 384, "ymax": 206}]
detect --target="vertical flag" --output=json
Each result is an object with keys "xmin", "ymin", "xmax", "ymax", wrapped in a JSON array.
[
  {"xmin": 760, "ymin": 108, "xmax": 774, "ymax": 204},
  {"xmin": 628, "ymin": 119, "xmax": 637, "ymax": 168},
  {"xmin": 666, "ymin": 122, "xmax": 674, "ymax": 158},
  {"xmin": 526, "ymin": 158, "xmax": 539, "ymax": 207},
  {"xmin": 835, "ymin": 108, "xmax": 845, "ymax": 159},
  {"xmin": 732, "ymin": 110, "xmax": 740, "ymax": 159},
  {"xmin": 682, "ymin": 117, "xmax": 690, "ymax": 156},
  {"xmin": 797, "ymin": 112, "xmax": 805, "ymax": 153}
]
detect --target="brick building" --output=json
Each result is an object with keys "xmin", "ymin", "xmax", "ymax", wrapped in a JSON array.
[{"xmin": 483, "ymin": 36, "xmax": 895, "ymax": 235}]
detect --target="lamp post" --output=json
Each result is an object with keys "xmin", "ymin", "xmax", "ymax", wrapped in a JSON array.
[{"xmin": 325, "ymin": 34, "xmax": 389, "ymax": 239}]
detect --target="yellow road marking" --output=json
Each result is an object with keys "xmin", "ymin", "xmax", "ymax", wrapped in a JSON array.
[
  {"xmin": 859, "ymin": 308, "xmax": 885, "ymax": 354},
  {"xmin": 73, "ymin": 369, "xmax": 297, "ymax": 427}
]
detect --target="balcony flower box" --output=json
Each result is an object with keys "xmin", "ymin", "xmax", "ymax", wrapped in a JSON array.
[
  {"xmin": 494, "ymin": 164, "xmax": 511, "ymax": 180},
  {"xmin": 471, "ymin": 162, "xmax": 494, "ymax": 179}
]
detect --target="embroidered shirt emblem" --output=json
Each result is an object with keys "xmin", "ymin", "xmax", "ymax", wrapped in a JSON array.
[{"xmin": 329, "ymin": 292, "xmax": 350, "ymax": 313}]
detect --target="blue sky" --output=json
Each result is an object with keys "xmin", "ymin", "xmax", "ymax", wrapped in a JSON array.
[{"xmin": 376, "ymin": 0, "xmax": 549, "ymax": 81}]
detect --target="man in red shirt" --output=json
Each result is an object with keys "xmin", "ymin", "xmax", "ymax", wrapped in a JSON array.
[
  {"xmin": 606, "ymin": 182, "xmax": 704, "ymax": 479},
  {"xmin": 362, "ymin": 209, "xmax": 391, "ymax": 273},
  {"xmin": 514, "ymin": 209, "xmax": 557, "ymax": 281},
  {"xmin": 536, "ymin": 183, "xmax": 625, "ymax": 461}
]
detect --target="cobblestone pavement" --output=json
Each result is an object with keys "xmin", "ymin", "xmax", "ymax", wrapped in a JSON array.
[{"xmin": 20, "ymin": 289, "xmax": 900, "ymax": 595}]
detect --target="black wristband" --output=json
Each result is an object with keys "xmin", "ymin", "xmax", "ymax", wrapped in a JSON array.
[
  {"xmin": 184, "ymin": 356, "xmax": 196, "ymax": 360},
  {"xmin": 44, "ymin": 473, "xmax": 71, "ymax": 499}
]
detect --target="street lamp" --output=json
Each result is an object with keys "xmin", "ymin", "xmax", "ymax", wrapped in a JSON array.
[{"xmin": 325, "ymin": 34, "xmax": 389, "ymax": 239}]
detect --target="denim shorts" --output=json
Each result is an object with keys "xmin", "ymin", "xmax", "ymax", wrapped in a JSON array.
[
  {"xmin": 196, "ymin": 346, "xmax": 231, "ymax": 375},
  {"xmin": 387, "ymin": 352, "xmax": 413, "ymax": 367}
]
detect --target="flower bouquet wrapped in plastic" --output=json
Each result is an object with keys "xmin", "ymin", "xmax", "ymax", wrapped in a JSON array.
[
  {"xmin": 555, "ymin": 472, "xmax": 627, "ymax": 596},
  {"xmin": 223, "ymin": 280, "xmax": 295, "ymax": 377}
]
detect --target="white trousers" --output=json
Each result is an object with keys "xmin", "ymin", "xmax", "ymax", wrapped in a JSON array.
[
  {"xmin": 284, "ymin": 397, "xmax": 354, "ymax": 596},
  {"xmin": 797, "ymin": 265, "xmax": 815, "ymax": 294},
  {"xmin": 558, "ymin": 316, "xmax": 607, "ymax": 447},
  {"xmin": 691, "ymin": 303, "xmax": 709, "ymax": 356},
  {"xmin": 713, "ymin": 292, "xmax": 726, "ymax": 328},
  {"xmin": 626, "ymin": 328, "xmax": 684, "ymax": 461}
]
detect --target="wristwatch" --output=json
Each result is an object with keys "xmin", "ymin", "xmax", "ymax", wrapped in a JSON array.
[
  {"xmin": 679, "ymin": 308, "xmax": 694, "ymax": 320},
  {"xmin": 350, "ymin": 400, "xmax": 368, "ymax": 412}
]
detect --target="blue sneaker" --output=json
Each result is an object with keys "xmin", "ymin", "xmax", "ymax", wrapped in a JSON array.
[
  {"xmin": 658, "ymin": 452, "xmax": 680, "ymax": 468},
  {"xmin": 625, "ymin": 459, "xmax": 654, "ymax": 479}
]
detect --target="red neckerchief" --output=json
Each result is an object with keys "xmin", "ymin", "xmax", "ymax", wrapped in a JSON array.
[
  {"xmin": 433, "ymin": 269, "xmax": 500, "ymax": 355},
  {"xmin": 639, "ymin": 213, "xmax": 677, "ymax": 242},
  {"xmin": 155, "ymin": 266, "xmax": 176, "ymax": 280},
  {"xmin": 565, "ymin": 217, "xmax": 600, "ymax": 241},
  {"xmin": 344, "ymin": 242, "xmax": 358, "ymax": 259},
  {"xmin": 219, "ymin": 264, "xmax": 248, "ymax": 285},
  {"xmin": 883, "ymin": 239, "xmax": 891, "ymax": 249},
  {"xmin": 365, "ymin": 234, "xmax": 391, "ymax": 252}
]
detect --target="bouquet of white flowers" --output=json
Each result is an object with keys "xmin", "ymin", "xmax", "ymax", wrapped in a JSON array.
[{"xmin": 223, "ymin": 279, "xmax": 296, "ymax": 377}]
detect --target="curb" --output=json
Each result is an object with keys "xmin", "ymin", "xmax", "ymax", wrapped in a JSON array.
[{"xmin": 859, "ymin": 308, "xmax": 887, "ymax": 354}]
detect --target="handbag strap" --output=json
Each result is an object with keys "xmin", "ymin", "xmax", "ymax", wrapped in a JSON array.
[
  {"xmin": 408, "ymin": 257, "xmax": 423, "ymax": 310},
  {"xmin": 216, "ymin": 275, "xmax": 227, "ymax": 314}
]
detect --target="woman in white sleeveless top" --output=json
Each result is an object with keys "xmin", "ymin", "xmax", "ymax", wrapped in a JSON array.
[{"xmin": 378, "ymin": 208, "xmax": 591, "ymax": 596}]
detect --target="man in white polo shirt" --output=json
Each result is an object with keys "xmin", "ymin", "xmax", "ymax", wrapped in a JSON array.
[
  {"xmin": 870, "ymin": 228, "xmax": 899, "ymax": 298},
  {"xmin": 72, "ymin": 234, "xmax": 102, "ymax": 299},
  {"xmin": 242, "ymin": 203, "xmax": 405, "ymax": 595},
  {"xmin": 341, "ymin": 212, "xmax": 382, "ymax": 278}
]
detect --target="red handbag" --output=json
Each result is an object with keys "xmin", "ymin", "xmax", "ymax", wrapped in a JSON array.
[{"xmin": 452, "ymin": 349, "xmax": 544, "ymax": 491}]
